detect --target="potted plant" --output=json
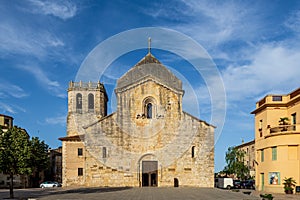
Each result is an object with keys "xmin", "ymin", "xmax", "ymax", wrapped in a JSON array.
[
  {"xmin": 283, "ymin": 177, "xmax": 296, "ymax": 194},
  {"xmin": 279, "ymin": 117, "xmax": 289, "ymax": 131}
]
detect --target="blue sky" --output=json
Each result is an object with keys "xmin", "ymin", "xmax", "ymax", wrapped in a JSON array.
[{"xmin": 1, "ymin": 0, "xmax": 300, "ymax": 172}]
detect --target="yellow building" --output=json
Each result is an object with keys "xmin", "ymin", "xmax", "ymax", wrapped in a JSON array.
[{"xmin": 251, "ymin": 88, "xmax": 300, "ymax": 193}]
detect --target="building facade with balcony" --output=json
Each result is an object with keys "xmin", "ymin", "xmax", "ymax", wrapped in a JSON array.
[
  {"xmin": 235, "ymin": 140, "xmax": 255, "ymax": 178},
  {"xmin": 251, "ymin": 88, "xmax": 300, "ymax": 193}
]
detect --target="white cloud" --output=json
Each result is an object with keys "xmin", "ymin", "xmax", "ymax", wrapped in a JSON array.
[
  {"xmin": 0, "ymin": 102, "xmax": 16, "ymax": 114},
  {"xmin": 222, "ymin": 43, "xmax": 300, "ymax": 102},
  {"xmin": 0, "ymin": 102, "xmax": 26, "ymax": 114},
  {"xmin": 45, "ymin": 115, "xmax": 66, "ymax": 126},
  {"xmin": 0, "ymin": 81, "xmax": 28, "ymax": 99},
  {"xmin": 0, "ymin": 21, "xmax": 64, "ymax": 59},
  {"xmin": 139, "ymin": 1, "xmax": 192, "ymax": 21},
  {"xmin": 285, "ymin": 9, "xmax": 300, "ymax": 33},
  {"xmin": 143, "ymin": 0, "xmax": 263, "ymax": 49},
  {"xmin": 17, "ymin": 65, "xmax": 66, "ymax": 98},
  {"xmin": 27, "ymin": 0, "xmax": 77, "ymax": 20}
]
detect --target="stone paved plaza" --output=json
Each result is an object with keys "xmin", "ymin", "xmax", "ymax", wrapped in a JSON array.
[
  {"xmin": 1, "ymin": 187, "xmax": 300, "ymax": 200},
  {"xmin": 0, "ymin": 187, "xmax": 260, "ymax": 200}
]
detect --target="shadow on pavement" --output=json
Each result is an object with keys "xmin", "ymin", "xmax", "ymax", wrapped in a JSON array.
[
  {"xmin": 62, "ymin": 187, "xmax": 132, "ymax": 194},
  {"xmin": 1, "ymin": 187, "xmax": 133, "ymax": 200}
]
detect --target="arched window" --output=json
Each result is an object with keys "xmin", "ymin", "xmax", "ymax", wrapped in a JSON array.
[
  {"xmin": 76, "ymin": 93, "xmax": 82, "ymax": 113},
  {"xmin": 143, "ymin": 96, "xmax": 156, "ymax": 119},
  {"xmin": 147, "ymin": 103, "xmax": 152, "ymax": 118},
  {"xmin": 191, "ymin": 146, "xmax": 195, "ymax": 158},
  {"xmin": 88, "ymin": 93, "xmax": 94, "ymax": 112}
]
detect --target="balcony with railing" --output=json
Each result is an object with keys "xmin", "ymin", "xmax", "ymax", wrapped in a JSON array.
[
  {"xmin": 270, "ymin": 124, "xmax": 296, "ymax": 133},
  {"xmin": 266, "ymin": 124, "xmax": 300, "ymax": 138}
]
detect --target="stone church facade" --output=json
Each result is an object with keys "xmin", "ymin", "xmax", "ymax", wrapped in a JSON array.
[{"xmin": 60, "ymin": 52, "xmax": 215, "ymax": 187}]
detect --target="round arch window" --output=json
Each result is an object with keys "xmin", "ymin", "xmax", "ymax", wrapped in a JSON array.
[{"xmin": 143, "ymin": 97, "xmax": 156, "ymax": 119}]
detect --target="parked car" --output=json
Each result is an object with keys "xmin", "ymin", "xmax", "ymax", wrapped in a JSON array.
[
  {"xmin": 40, "ymin": 181, "xmax": 62, "ymax": 188},
  {"xmin": 233, "ymin": 180, "xmax": 241, "ymax": 189},
  {"xmin": 241, "ymin": 180, "xmax": 255, "ymax": 189}
]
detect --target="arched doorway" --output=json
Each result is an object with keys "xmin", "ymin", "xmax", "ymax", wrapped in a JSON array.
[
  {"xmin": 142, "ymin": 161, "xmax": 158, "ymax": 187},
  {"xmin": 138, "ymin": 154, "xmax": 159, "ymax": 187}
]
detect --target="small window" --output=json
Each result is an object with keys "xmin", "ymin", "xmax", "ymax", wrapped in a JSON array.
[
  {"xmin": 259, "ymin": 119, "xmax": 263, "ymax": 137},
  {"xmin": 76, "ymin": 93, "xmax": 82, "ymax": 112},
  {"xmin": 78, "ymin": 148, "xmax": 83, "ymax": 156},
  {"xmin": 102, "ymin": 147, "xmax": 107, "ymax": 158},
  {"xmin": 146, "ymin": 103, "xmax": 152, "ymax": 118},
  {"xmin": 191, "ymin": 146, "xmax": 195, "ymax": 158},
  {"xmin": 292, "ymin": 113, "xmax": 296, "ymax": 124},
  {"xmin": 261, "ymin": 149, "xmax": 264, "ymax": 162},
  {"xmin": 272, "ymin": 96, "xmax": 282, "ymax": 101},
  {"xmin": 272, "ymin": 147, "xmax": 277, "ymax": 161},
  {"xmin": 88, "ymin": 93, "xmax": 94, "ymax": 112},
  {"xmin": 78, "ymin": 168, "xmax": 83, "ymax": 176},
  {"xmin": 292, "ymin": 113, "xmax": 296, "ymax": 131},
  {"xmin": 259, "ymin": 120, "xmax": 263, "ymax": 129}
]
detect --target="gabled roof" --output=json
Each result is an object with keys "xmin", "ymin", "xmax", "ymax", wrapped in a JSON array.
[
  {"xmin": 115, "ymin": 53, "xmax": 182, "ymax": 92},
  {"xmin": 134, "ymin": 52, "xmax": 161, "ymax": 66}
]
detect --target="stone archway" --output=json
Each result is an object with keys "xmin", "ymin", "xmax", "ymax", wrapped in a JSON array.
[
  {"xmin": 142, "ymin": 161, "xmax": 158, "ymax": 187},
  {"xmin": 138, "ymin": 154, "xmax": 159, "ymax": 187}
]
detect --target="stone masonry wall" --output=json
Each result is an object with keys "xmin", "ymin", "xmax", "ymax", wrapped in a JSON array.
[{"xmin": 63, "ymin": 79, "xmax": 214, "ymax": 187}]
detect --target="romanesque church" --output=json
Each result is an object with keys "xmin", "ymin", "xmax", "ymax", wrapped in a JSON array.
[{"xmin": 60, "ymin": 51, "xmax": 215, "ymax": 187}]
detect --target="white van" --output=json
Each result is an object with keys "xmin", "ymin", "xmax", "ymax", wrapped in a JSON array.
[{"xmin": 217, "ymin": 178, "xmax": 233, "ymax": 189}]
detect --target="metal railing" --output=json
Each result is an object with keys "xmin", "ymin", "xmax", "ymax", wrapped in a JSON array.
[{"xmin": 269, "ymin": 124, "xmax": 297, "ymax": 133}]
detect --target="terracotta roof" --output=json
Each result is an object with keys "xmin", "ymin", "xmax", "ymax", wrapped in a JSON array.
[{"xmin": 59, "ymin": 135, "xmax": 83, "ymax": 141}]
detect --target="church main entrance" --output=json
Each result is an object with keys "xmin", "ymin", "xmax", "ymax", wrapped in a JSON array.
[{"xmin": 142, "ymin": 161, "xmax": 158, "ymax": 187}]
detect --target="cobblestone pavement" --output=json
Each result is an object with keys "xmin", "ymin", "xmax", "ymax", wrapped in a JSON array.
[{"xmin": 0, "ymin": 187, "xmax": 299, "ymax": 200}]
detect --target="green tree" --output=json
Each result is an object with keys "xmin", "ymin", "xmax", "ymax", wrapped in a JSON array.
[
  {"xmin": 0, "ymin": 127, "xmax": 50, "ymax": 198},
  {"xmin": 29, "ymin": 137, "xmax": 49, "ymax": 187},
  {"xmin": 0, "ymin": 126, "xmax": 32, "ymax": 198},
  {"xmin": 223, "ymin": 146, "xmax": 250, "ymax": 180}
]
